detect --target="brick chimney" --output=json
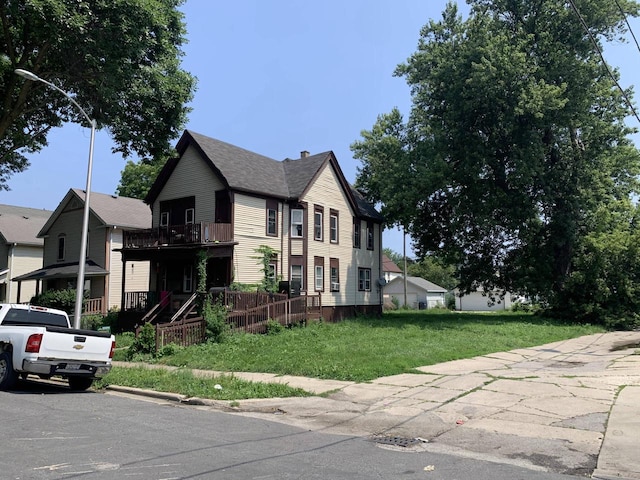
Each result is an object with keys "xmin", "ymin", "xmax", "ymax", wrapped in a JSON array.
[{"xmin": 300, "ymin": 150, "xmax": 309, "ymax": 158}]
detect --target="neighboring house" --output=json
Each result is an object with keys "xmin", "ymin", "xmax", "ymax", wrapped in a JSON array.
[
  {"xmin": 382, "ymin": 253, "xmax": 403, "ymax": 283},
  {"xmin": 13, "ymin": 189, "xmax": 151, "ymax": 314},
  {"xmin": 384, "ymin": 275, "xmax": 447, "ymax": 309},
  {"xmin": 0, "ymin": 204, "xmax": 52, "ymax": 303},
  {"xmin": 119, "ymin": 130, "xmax": 384, "ymax": 325},
  {"xmin": 454, "ymin": 288, "xmax": 515, "ymax": 311}
]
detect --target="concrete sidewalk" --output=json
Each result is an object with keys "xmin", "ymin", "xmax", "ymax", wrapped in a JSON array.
[{"xmin": 110, "ymin": 331, "xmax": 640, "ymax": 477}]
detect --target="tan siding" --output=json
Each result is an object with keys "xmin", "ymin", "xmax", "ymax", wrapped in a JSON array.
[
  {"xmin": 109, "ymin": 230, "xmax": 150, "ymax": 309},
  {"xmin": 233, "ymin": 193, "xmax": 281, "ymax": 285},
  {"xmin": 299, "ymin": 163, "xmax": 382, "ymax": 307},
  {"xmin": 7, "ymin": 245, "xmax": 43, "ymax": 303},
  {"xmin": 152, "ymin": 145, "xmax": 223, "ymax": 226}
]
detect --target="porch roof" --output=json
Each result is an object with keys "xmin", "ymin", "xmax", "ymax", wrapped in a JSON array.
[{"xmin": 12, "ymin": 260, "xmax": 108, "ymax": 282}]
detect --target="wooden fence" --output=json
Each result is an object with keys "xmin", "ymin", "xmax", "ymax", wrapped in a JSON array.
[
  {"xmin": 155, "ymin": 317, "xmax": 206, "ymax": 351},
  {"xmin": 152, "ymin": 293, "xmax": 321, "ymax": 350}
]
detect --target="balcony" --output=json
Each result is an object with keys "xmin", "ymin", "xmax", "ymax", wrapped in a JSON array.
[{"xmin": 124, "ymin": 222, "xmax": 233, "ymax": 248}]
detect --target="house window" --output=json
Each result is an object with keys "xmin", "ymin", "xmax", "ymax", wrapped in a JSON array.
[
  {"xmin": 266, "ymin": 200, "xmax": 278, "ymax": 236},
  {"xmin": 353, "ymin": 217, "xmax": 361, "ymax": 249},
  {"xmin": 160, "ymin": 211, "xmax": 169, "ymax": 227},
  {"xmin": 314, "ymin": 206, "xmax": 323, "ymax": 241},
  {"xmin": 366, "ymin": 221, "xmax": 374, "ymax": 250},
  {"xmin": 185, "ymin": 208, "xmax": 194, "ymax": 224},
  {"xmin": 314, "ymin": 256, "xmax": 324, "ymax": 291},
  {"xmin": 183, "ymin": 265, "xmax": 193, "ymax": 292},
  {"xmin": 291, "ymin": 209, "xmax": 304, "ymax": 238},
  {"xmin": 315, "ymin": 266, "xmax": 323, "ymax": 291},
  {"xmin": 268, "ymin": 261, "xmax": 277, "ymax": 281},
  {"xmin": 330, "ymin": 210, "xmax": 338, "ymax": 243},
  {"xmin": 358, "ymin": 268, "xmax": 371, "ymax": 291},
  {"xmin": 291, "ymin": 264, "xmax": 303, "ymax": 290},
  {"xmin": 330, "ymin": 258, "xmax": 340, "ymax": 292},
  {"xmin": 57, "ymin": 235, "xmax": 66, "ymax": 261}
]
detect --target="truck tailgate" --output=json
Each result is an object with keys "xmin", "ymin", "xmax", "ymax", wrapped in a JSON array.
[{"xmin": 37, "ymin": 329, "xmax": 113, "ymax": 362}]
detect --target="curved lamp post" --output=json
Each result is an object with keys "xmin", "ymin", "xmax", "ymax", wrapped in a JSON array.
[{"xmin": 15, "ymin": 68, "xmax": 96, "ymax": 329}]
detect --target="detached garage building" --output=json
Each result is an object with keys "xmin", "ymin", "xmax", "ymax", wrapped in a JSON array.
[
  {"xmin": 384, "ymin": 276, "xmax": 447, "ymax": 309},
  {"xmin": 454, "ymin": 289, "xmax": 515, "ymax": 311}
]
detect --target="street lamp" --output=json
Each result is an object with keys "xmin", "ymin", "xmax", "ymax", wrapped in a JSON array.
[{"xmin": 15, "ymin": 68, "xmax": 96, "ymax": 329}]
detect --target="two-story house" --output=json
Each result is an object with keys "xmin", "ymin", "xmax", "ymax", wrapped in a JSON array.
[
  {"xmin": 0, "ymin": 204, "xmax": 52, "ymax": 303},
  {"xmin": 119, "ymin": 130, "xmax": 384, "ymax": 325},
  {"xmin": 13, "ymin": 189, "xmax": 151, "ymax": 314}
]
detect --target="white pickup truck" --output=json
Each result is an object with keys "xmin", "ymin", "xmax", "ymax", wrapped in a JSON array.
[{"xmin": 0, "ymin": 303, "xmax": 115, "ymax": 391}]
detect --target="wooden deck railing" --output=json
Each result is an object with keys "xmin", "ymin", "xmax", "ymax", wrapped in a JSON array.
[
  {"xmin": 124, "ymin": 222, "xmax": 232, "ymax": 248},
  {"xmin": 226, "ymin": 294, "xmax": 321, "ymax": 333},
  {"xmin": 83, "ymin": 297, "xmax": 103, "ymax": 315}
]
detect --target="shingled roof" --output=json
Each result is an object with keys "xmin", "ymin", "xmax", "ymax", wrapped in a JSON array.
[
  {"xmin": 146, "ymin": 130, "xmax": 383, "ymax": 221},
  {"xmin": 39, "ymin": 189, "xmax": 151, "ymax": 237},
  {"xmin": 0, "ymin": 204, "xmax": 52, "ymax": 246}
]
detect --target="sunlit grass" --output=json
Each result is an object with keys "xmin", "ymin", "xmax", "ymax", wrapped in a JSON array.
[
  {"xmin": 96, "ymin": 366, "xmax": 311, "ymax": 400},
  {"xmin": 147, "ymin": 310, "xmax": 604, "ymax": 382}
]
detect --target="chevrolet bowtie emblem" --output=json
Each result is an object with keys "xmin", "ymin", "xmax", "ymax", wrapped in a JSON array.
[{"xmin": 73, "ymin": 345, "xmax": 84, "ymax": 350}]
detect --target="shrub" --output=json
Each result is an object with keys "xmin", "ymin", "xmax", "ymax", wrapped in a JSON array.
[
  {"xmin": 265, "ymin": 319, "xmax": 284, "ymax": 335},
  {"xmin": 81, "ymin": 314, "xmax": 104, "ymax": 331},
  {"xmin": 125, "ymin": 322, "xmax": 156, "ymax": 360},
  {"xmin": 203, "ymin": 296, "xmax": 229, "ymax": 343},
  {"xmin": 31, "ymin": 288, "xmax": 83, "ymax": 314}
]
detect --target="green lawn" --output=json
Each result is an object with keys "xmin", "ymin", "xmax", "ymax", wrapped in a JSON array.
[{"xmin": 114, "ymin": 310, "xmax": 605, "ymax": 383}]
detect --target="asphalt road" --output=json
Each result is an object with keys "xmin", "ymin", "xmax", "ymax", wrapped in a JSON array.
[{"xmin": 0, "ymin": 379, "xmax": 586, "ymax": 480}]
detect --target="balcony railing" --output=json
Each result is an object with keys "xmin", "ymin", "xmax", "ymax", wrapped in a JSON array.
[{"xmin": 124, "ymin": 222, "xmax": 232, "ymax": 248}]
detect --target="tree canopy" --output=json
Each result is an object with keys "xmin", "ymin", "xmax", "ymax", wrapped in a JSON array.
[
  {"xmin": 0, "ymin": 0, "xmax": 196, "ymax": 190},
  {"xmin": 353, "ymin": 0, "xmax": 640, "ymax": 325}
]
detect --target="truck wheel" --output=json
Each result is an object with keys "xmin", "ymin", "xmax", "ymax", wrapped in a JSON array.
[
  {"xmin": 0, "ymin": 351, "xmax": 18, "ymax": 390},
  {"xmin": 68, "ymin": 377, "xmax": 94, "ymax": 391}
]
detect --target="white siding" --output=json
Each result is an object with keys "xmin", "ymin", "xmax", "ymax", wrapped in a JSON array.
[{"xmin": 152, "ymin": 144, "xmax": 223, "ymax": 226}]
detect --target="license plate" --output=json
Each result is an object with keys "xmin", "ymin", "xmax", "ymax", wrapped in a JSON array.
[{"xmin": 65, "ymin": 364, "xmax": 81, "ymax": 370}]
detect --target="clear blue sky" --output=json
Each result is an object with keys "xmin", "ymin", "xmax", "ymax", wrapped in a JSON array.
[{"xmin": 3, "ymin": 1, "xmax": 639, "ymax": 257}]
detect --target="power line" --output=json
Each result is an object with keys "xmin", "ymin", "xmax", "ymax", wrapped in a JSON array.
[
  {"xmin": 614, "ymin": 0, "xmax": 640, "ymax": 54},
  {"xmin": 567, "ymin": 0, "xmax": 640, "ymax": 124}
]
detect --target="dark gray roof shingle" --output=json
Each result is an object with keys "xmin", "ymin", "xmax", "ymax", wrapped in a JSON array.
[{"xmin": 152, "ymin": 130, "xmax": 383, "ymax": 222}]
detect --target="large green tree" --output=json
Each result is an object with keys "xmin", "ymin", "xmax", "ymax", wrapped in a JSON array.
[
  {"xmin": 0, "ymin": 0, "xmax": 195, "ymax": 190},
  {"xmin": 353, "ymin": 1, "xmax": 640, "ymax": 323}
]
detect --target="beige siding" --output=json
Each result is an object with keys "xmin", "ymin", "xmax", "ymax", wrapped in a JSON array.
[
  {"xmin": 109, "ymin": 230, "xmax": 150, "ymax": 310},
  {"xmin": 152, "ymin": 144, "xmax": 223, "ymax": 226},
  {"xmin": 233, "ymin": 193, "xmax": 283, "ymax": 285},
  {"xmin": 6, "ymin": 245, "xmax": 43, "ymax": 303},
  {"xmin": 300, "ymin": 163, "xmax": 381, "ymax": 307},
  {"xmin": 43, "ymin": 207, "xmax": 104, "ymax": 268}
]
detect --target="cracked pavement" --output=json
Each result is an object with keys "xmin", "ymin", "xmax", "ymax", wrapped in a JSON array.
[{"xmin": 111, "ymin": 331, "xmax": 640, "ymax": 477}]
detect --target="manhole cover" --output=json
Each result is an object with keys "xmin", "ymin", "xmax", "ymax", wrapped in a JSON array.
[{"xmin": 370, "ymin": 435, "xmax": 423, "ymax": 448}]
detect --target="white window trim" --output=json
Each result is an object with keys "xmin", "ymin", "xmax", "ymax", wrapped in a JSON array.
[
  {"xmin": 291, "ymin": 264, "xmax": 303, "ymax": 290},
  {"xmin": 291, "ymin": 209, "xmax": 304, "ymax": 238},
  {"xmin": 315, "ymin": 265, "xmax": 323, "ymax": 291},
  {"xmin": 330, "ymin": 214, "xmax": 338, "ymax": 243},
  {"xmin": 160, "ymin": 211, "xmax": 169, "ymax": 227}
]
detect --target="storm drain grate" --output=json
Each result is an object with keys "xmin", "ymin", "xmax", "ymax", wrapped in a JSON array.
[{"xmin": 370, "ymin": 435, "xmax": 423, "ymax": 448}]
